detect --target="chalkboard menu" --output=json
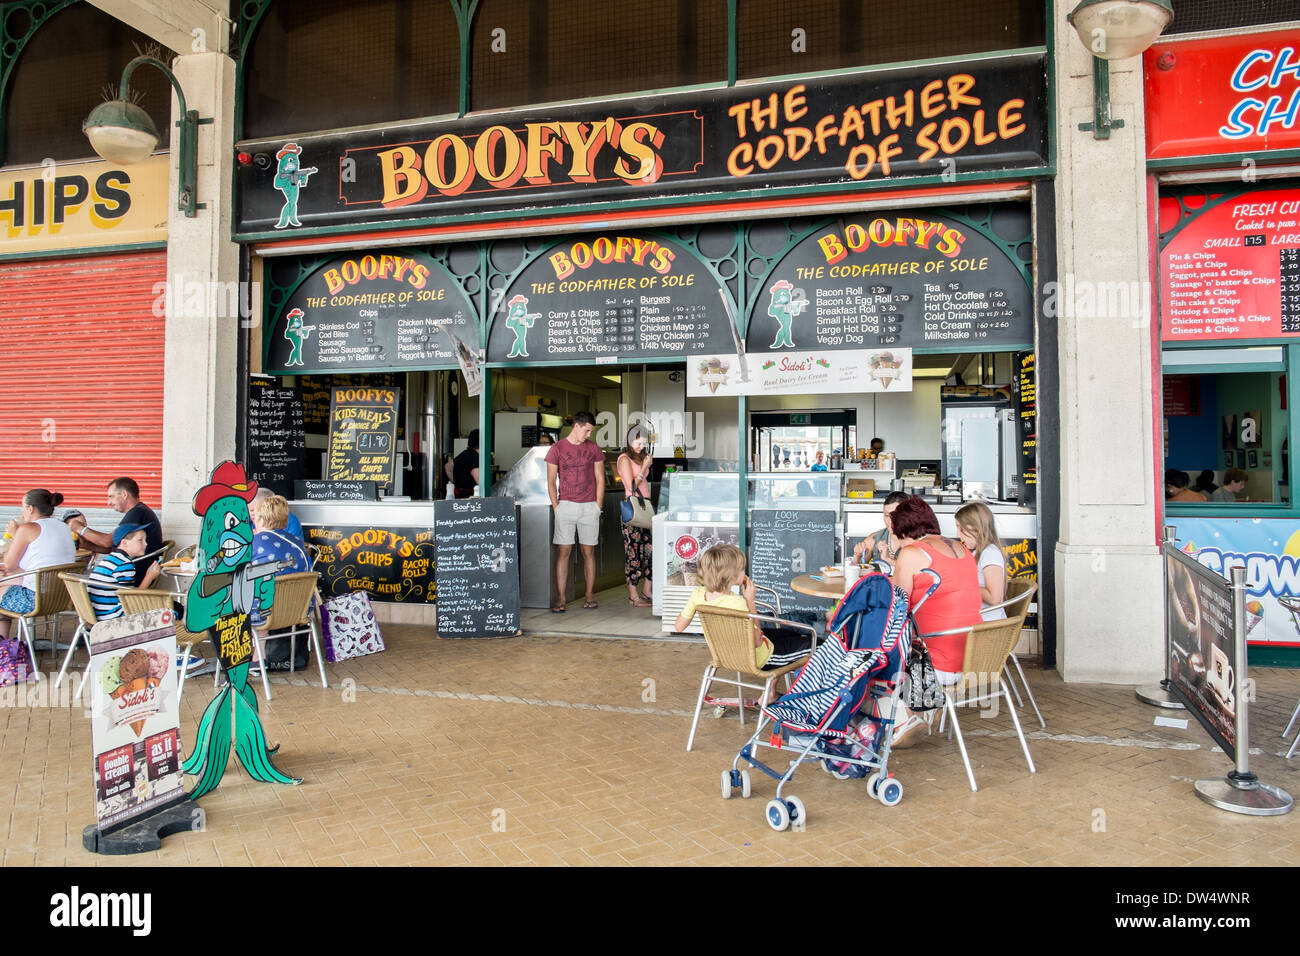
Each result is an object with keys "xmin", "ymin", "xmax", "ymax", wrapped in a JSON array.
[
  {"xmin": 1015, "ymin": 351, "xmax": 1036, "ymax": 503},
  {"xmin": 746, "ymin": 211, "xmax": 1033, "ymax": 353},
  {"xmin": 1160, "ymin": 187, "xmax": 1300, "ymax": 342},
  {"xmin": 327, "ymin": 386, "xmax": 399, "ymax": 489},
  {"xmin": 433, "ymin": 497, "xmax": 521, "ymax": 638},
  {"xmin": 485, "ymin": 233, "xmax": 738, "ymax": 363},
  {"xmin": 302, "ymin": 373, "xmax": 401, "ymax": 434},
  {"xmin": 294, "ymin": 480, "xmax": 379, "ymax": 501},
  {"xmin": 265, "ymin": 251, "xmax": 478, "ymax": 374},
  {"xmin": 748, "ymin": 509, "xmax": 836, "ymax": 626},
  {"xmin": 248, "ymin": 377, "xmax": 306, "ymax": 497},
  {"xmin": 305, "ymin": 525, "xmax": 436, "ymax": 603}
]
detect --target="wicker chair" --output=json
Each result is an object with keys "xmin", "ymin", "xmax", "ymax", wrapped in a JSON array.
[
  {"xmin": 983, "ymin": 579, "xmax": 1043, "ymax": 728},
  {"xmin": 117, "ymin": 588, "xmax": 206, "ymax": 703},
  {"xmin": 55, "ymin": 572, "xmax": 125, "ymax": 694},
  {"xmin": 0, "ymin": 562, "xmax": 85, "ymax": 681},
  {"xmin": 250, "ymin": 571, "xmax": 326, "ymax": 696},
  {"xmin": 687, "ymin": 605, "xmax": 816, "ymax": 752},
  {"xmin": 926, "ymin": 617, "xmax": 1038, "ymax": 792}
]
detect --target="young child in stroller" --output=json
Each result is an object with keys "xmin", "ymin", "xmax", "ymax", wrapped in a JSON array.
[{"xmin": 675, "ymin": 544, "xmax": 812, "ymax": 701}]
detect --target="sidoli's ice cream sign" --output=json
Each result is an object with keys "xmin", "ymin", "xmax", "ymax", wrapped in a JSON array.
[{"xmin": 1145, "ymin": 35, "xmax": 1300, "ymax": 160}]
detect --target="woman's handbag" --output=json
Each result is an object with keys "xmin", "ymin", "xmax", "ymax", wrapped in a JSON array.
[
  {"xmin": 0, "ymin": 637, "xmax": 31, "ymax": 686},
  {"xmin": 902, "ymin": 638, "xmax": 945, "ymax": 712},
  {"xmin": 620, "ymin": 493, "xmax": 654, "ymax": 529}
]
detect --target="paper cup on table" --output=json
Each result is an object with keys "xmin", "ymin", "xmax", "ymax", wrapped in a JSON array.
[{"xmin": 843, "ymin": 560, "xmax": 861, "ymax": 587}]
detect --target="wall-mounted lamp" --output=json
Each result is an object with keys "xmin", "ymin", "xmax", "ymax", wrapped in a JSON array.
[
  {"xmin": 1067, "ymin": 0, "xmax": 1174, "ymax": 139},
  {"xmin": 82, "ymin": 56, "xmax": 213, "ymax": 217}
]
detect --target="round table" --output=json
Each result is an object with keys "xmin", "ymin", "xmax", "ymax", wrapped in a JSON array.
[{"xmin": 791, "ymin": 573, "xmax": 848, "ymax": 600}]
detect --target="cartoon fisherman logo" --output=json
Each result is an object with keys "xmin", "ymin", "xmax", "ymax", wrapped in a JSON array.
[
  {"xmin": 273, "ymin": 143, "xmax": 318, "ymax": 229},
  {"xmin": 182, "ymin": 461, "xmax": 300, "ymax": 798},
  {"xmin": 504, "ymin": 294, "xmax": 541, "ymax": 359},
  {"xmin": 767, "ymin": 279, "xmax": 808, "ymax": 349},
  {"xmin": 283, "ymin": 308, "xmax": 315, "ymax": 367}
]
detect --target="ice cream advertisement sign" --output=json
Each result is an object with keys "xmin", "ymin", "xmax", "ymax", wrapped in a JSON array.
[
  {"xmin": 687, "ymin": 347, "xmax": 912, "ymax": 397},
  {"xmin": 88, "ymin": 610, "xmax": 185, "ymax": 831}
]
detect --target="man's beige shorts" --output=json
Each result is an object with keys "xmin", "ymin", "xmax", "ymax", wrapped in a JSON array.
[{"xmin": 554, "ymin": 499, "xmax": 601, "ymax": 546}]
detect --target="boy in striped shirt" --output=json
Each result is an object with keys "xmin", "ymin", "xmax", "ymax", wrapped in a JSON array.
[{"xmin": 88, "ymin": 524, "xmax": 157, "ymax": 619}]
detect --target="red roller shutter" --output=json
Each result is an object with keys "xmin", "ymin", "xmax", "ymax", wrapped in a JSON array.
[{"xmin": 0, "ymin": 251, "xmax": 166, "ymax": 510}]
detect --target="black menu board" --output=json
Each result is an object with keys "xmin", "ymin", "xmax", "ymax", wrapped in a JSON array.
[
  {"xmin": 433, "ymin": 497, "xmax": 521, "ymax": 638},
  {"xmin": 746, "ymin": 211, "xmax": 1032, "ymax": 352},
  {"xmin": 748, "ymin": 509, "xmax": 836, "ymax": 626},
  {"xmin": 305, "ymin": 525, "xmax": 436, "ymax": 603},
  {"xmin": 1015, "ymin": 351, "xmax": 1036, "ymax": 504},
  {"xmin": 485, "ymin": 233, "xmax": 737, "ymax": 363},
  {"xmin": 294, "ymin": 480, "xmax": 379, "ymax": 501},
  {"xmin": 265, "ymin": 251, "xmax": 477, "ymax": 374},
  {"xmin": 326, "ymin": 386, "xmax": 400, "ymax": 489},
  {"xmin": 302, "ymin": 373, "xmax": 402, "ymax": 434},
  {"xmin": 247, "ymin": 377, "xmax": 306, "ymax": 498}
]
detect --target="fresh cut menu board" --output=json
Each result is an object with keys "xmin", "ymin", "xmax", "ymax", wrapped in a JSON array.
[
  {"xmin": 266, "ymin": 251, "xmax": 478, "ymax": 373},
  {"xmin": 1160, "ymin": 187, "xmax": 1300, "ymax": 341},
  {"xmin": 247, "ymin": 376, "xmax": 306, "ymax": 498},
  {"xmin": 746, "ymin": 210, "xmax": 1033, "ymax": 353},
  {"xmin": 326, "ymin": 386, "xmax": 399, "ymax": 489},
  {"xmin": 748, "ymin": 509, "xmax": 836, "ymax": 627},
  {"xmin": 433, "ymin": 497, "xmax": 521, "ymax": 638},
  {"xmin": 486, "ymin": 233, "xmax": 738, "ymax": 363}
]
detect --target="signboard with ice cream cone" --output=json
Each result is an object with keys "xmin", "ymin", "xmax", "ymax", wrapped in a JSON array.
[
  {"xmin": 87, "ymin": 609, "xmax": 185, "ymax": 832},
  {"xmin": 687, "ymin": 347, "xmax": 912, "ymax": 397}
]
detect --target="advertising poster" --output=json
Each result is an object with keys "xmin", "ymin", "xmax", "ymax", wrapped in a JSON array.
[
  {"xmin": 688, "ymin": 347, "xmax": 913, "ymax": 397},
  {"xmin": 1172, "ymin": 516, "xmax": 1300, "ymax": 650},
  {"xmin": 664, "ymin": 523, "xmax": 739, "ymax": 587},
  {"xmin": 88, "ymin": 610, "xmax": 185, "ymax": 831},
  {"xmin": 305, "ymin": 525, "xmax": 436, "ymax": 603},
  {"xmin": 1165, "ymin": 546, "xmax": 1238, "ymax": 758}
]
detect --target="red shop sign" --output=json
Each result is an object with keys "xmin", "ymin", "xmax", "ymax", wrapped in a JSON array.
[
  {"xmin": 1159, "ymin": 186, "xmax": 1300, "ymax": 342},
  {"xmin": 1144, "ymin": 33, "xmax": 1300, "ymax": 161}
]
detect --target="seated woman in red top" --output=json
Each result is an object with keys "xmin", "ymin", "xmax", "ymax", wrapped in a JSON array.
[{"xmin": 887, "ymin": 495, "xmax": 982, "ymax": 746}]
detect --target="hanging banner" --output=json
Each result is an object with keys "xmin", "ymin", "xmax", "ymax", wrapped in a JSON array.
[
  {"xmin": 234, "ymin": 52, "xmax": 1047, "ymax": 237},
  {"xmin": 88, "ymin": 609, "xmax": 185, "ymax": 831},
  {"xmin": 1173, "ymin": 517, "xmax": 1300, "ymax": 650},
  {"xmin": 1159, "ymin": 186, "xmax": 1300, "ymax": 342},
  {"xmin": 1144, "ymin": 34, "xmax": 1300, "ymax": 161},
  {"xmin": 486, "ymin": 233, "xmax": 736, "ymax": 363},
  {"xmin": 265, "ymin": 251, "xmax": 478, "ymax": 374},
  {"xmin": 746, "ymin": 210, "xmax": 1033, "ymax": 353},
  {"xmin": 687, "ymin": 347, "xmax": 912, "ymax": 397}
]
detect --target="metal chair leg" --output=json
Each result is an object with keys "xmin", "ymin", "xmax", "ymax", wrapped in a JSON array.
[
  {"xmin": 311, "ymin": 621, "xmax": 328, "ymax": 688},
  {"xmin": 177, "ymin": 641, "xmax": 193, "ymax": 704},
  {"xmin": 1004, "ymin": 685, "xmax": 1037, "ymax": 774},
  {"xmin": 20, "ymin": 619, "xmax": 41, "ymax": 682},
  {"xmin": 1284, "ymin": 695, "xmax": 1300, "ymax": 740},
  {"xmin": 1002, "ymin": 663, "xmax": 1026, "ymax": 708},
  {"xmin": 251, "ymin": 630, "xmax": 273, "ymax": 701},
  {"xmin": 946, "ymin": 694, "xmax": 978, "ymax": 792},
  {"xmin": 1007, "ymin": 654, "xmax": 1045, "ymax": 728},
  {"xmin": 54, "ymin": 623, "xmax": 86, "ymax": 689},
  {"xmin": 736, "ymin": 671, "xmax": 744, "ymax": 728},
  {"xmin": 686, "ymin": 665, "xmax": 715, "ymax": 752}
]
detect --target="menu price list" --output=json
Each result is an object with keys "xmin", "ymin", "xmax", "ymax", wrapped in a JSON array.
[
  {"xmin": 433, "ymin": 498, "xmax": 521, "ymax": 638},
  {"xmin": 806, "ymin": 280, "xmax": 1021, "ymax": 349},
  {"xmin": 747, "ymin": 510, "xmax": 835, "ymax": 627},
  {"xmin": 1282, "ymin": 248, "xmax": 1300, "ymax": 333},
  {"xmin": 543, "ymin": 297, "xmax": 713, "ymax": 357},
  {"xmin": 248, "ymin": 378, "xmax": 306, "ymax": 496}
]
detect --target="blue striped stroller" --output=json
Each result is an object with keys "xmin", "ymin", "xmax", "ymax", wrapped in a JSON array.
[{"xmin": 721, "ymin": 571, "xmax": 911, "ymax": 831}]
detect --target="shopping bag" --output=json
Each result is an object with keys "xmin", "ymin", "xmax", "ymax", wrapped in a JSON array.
[
  {"xmin": 320, "ymin": 592, "xmax": 386, "ymax": 662},
  {"xmin": 0, "ymin": 637, "xmax": 31, "ymax": 686}
]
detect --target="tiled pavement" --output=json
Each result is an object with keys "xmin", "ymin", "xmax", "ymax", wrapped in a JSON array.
[{"xmin": 3, "ymin": 610, "xmax": 1298, "ymax": 866}]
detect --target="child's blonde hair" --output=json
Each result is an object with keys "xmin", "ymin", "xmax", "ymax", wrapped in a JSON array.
[
  {"xmin": 698, "ymin": 544, "xmax": 746, "ymax": 593},
  {"xmin": 955, "ymin": 499, "xmax": 1001, "ymax": 556}
]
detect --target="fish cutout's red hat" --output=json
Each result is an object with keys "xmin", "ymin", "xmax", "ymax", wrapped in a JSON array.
[
  {"xmin": 193, "ymin": 461, "xmax": 258, "ymax": 516},
  {"xmin": 770, "ymin": 279, "xmax": 794, "ymax": 292},
  {"xmin": 276, "ymin": 143, "xmax": 303, "ymax": 160}
]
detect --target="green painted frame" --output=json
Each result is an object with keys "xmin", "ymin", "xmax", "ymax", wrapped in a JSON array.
[{"xmin": 0, "ymin": 0, "xmax": 79, "ymax": 163}]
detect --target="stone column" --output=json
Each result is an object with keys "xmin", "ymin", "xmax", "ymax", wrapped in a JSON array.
[
  {"xmin": 1052, "ymin": 1, "xmax": 1164, "ymax": 683},
  {"xmin": 159, "ymin": 51, "xmax": 239, "ymax": 541}
]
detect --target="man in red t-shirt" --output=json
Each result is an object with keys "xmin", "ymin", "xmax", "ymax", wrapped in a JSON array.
[{"xmin": 545, "ymin": 411, "xmax": 605, "ymax": 611}]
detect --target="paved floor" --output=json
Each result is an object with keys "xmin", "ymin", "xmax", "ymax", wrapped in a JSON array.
[{"xmin": 3, "ymin": 615, "xmax": 1298, "ymax": 866}]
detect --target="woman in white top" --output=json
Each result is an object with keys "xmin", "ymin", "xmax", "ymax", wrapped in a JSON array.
[
  {"xmin": 955, "ymin": 500, "xmax": 1006, "ymax": 622},
  {"xmin": 0, "ymin": 489, "xmax": 77, "ymax": 636}
]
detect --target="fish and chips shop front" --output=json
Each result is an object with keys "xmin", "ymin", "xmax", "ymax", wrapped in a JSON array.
[{"xmin": 229, "ymin": 6, "xmax": 1055, "ymax": 641}]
